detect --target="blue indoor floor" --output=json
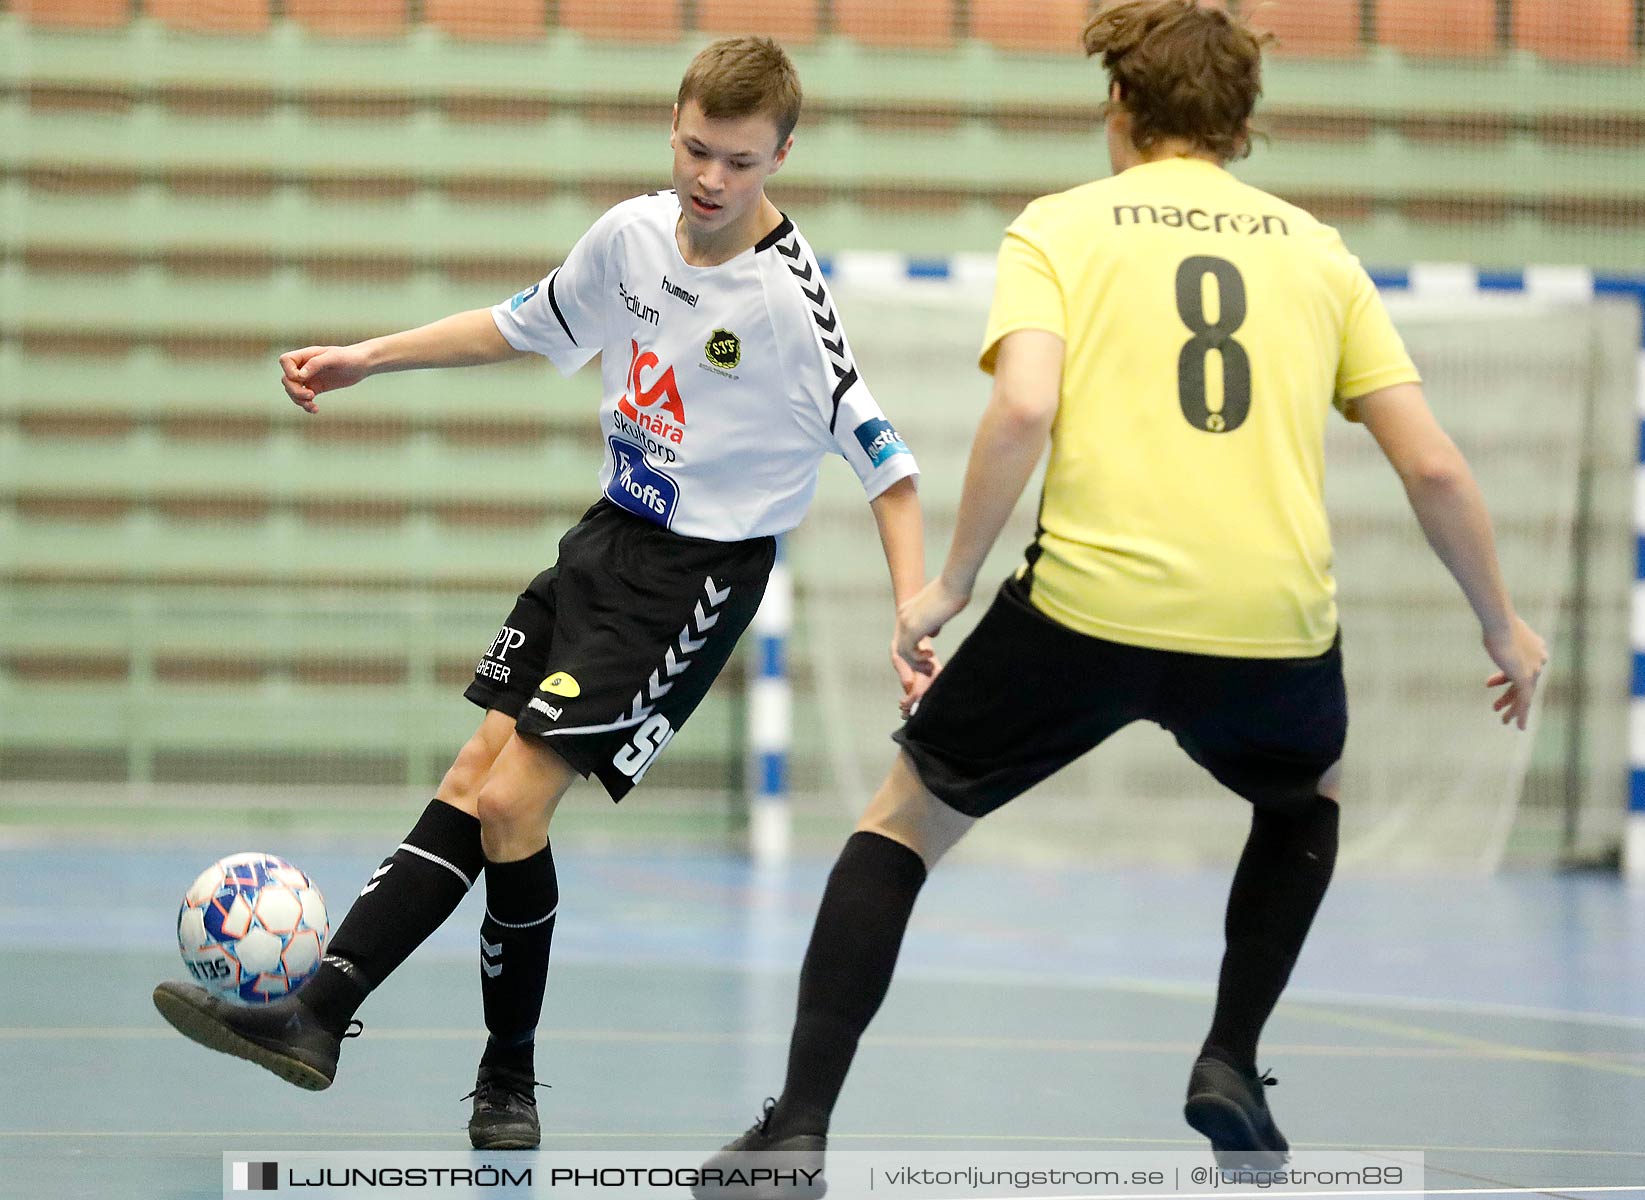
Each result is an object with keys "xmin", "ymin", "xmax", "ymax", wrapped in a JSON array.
[{"xmin": 2, "ymin": 845, "xmax": 1643, "ymax": 1198}]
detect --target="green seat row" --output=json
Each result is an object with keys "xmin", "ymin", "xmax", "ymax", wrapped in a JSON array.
[
  {"xmin": 5, "ymin": 20, "xmax": 1643, "ymax": 119},
  {"xmin": 1, "ymin": 263, "xmax": 532, "ymax": 342},
  {"xmin": 0, "ymin": 572, "xmax": 834, "ymax": 791},
  {"xmin": 0, "ymin": 681, "xmax": 760, "ymax": 786},
  {"xmin": 7, "ymin": 206, "xmax": 1644, "ymax": 279},
  {"xmin": 1, "ymin": 511, "xmax": 574, "ymax": 584},
  {"xmin": 0, "ymin": 346, "xmax": 590, "ymax": 419},
  {"xmin": 5, "ymin": 94, "xmax": 1643, "ymax": 201},
  {"xmin": 0, "ymin": 585, "xmax": 501, "ymax": 660},
  {"xmin": 0, "ymin": 180, "xmax": 605, "ymax": 264},
  {"xmin": 0, "ymin": 426, "xmax": 599, "ymax": 503}
]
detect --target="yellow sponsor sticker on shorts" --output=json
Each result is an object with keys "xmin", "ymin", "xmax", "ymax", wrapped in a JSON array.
[{"xmin": 539, "ymin": 672, "xmax": 581, "ymax": 698}]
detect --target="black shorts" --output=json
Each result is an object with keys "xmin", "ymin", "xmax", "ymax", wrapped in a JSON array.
[
  {"xmin": 465, "ymin": 500, "xmax": 775, "ymax": 801},
  {"xmin": 894, "ymin": 576, "xmax": 1347, "ymax": 818}
]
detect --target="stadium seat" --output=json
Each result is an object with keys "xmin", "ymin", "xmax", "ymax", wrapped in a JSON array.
[
  {"xmin": 15, "ymin": 0, "xmax": 130, "ymax": 29},
  {"xmin": 555, "ymin": 0, "xmax": 684, "ymax": 42},
  {"xmin": 833, "ymin": 0, "xmax": 957, "ymax": 49},
  {"xmin": 1246, "ymin": 0, "xmax": 1362, "ymax": 57},
  {"xmin": 1514, "ymin": 0, "xmax": 1637, "ymax": 63},
  {"xmin": 970, "ymin": 0, "xmax": 1087, "ymax": 54},
  {"xmin": 423, "ymin": 0, "xmax": 546, "ymax": 41},
  {"xmin": 146, "ymin": 0, "xmax": 271, "ymax": 34},
  {"xmin": 1377, "ymin": 0, "xmax": 1498, "ymax": 58},
  {"xmin": 285, "ymin": 0, "xmax": 409, "ymax": 37},
  {"xmin": 695, "ymin": 0, "xmax": 819, "ymax": 44}
]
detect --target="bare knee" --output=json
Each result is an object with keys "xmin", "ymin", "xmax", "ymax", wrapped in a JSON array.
[
  {"xmin": 437, "ymin": 711, "xmax": 517, "ymax": 815},
  {"xmin": 439, "ymin": 740, "xmax": 498, "ymax": 815},
  {"xmin": 475, "ymin": 735, "xmax": 578, "ymax": 861},
  {"xmin": 474, "ymin": 780, "xmax": 536, "ymax": 836},
  {"xmin": 857, "ymin": 752, "xmax": 976, "ymax": 871}
]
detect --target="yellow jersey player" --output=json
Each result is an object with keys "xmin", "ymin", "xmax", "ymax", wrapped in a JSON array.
[{"xmin": 698, "ymin": 1, "xmax": 1547, "ymax": 1191}]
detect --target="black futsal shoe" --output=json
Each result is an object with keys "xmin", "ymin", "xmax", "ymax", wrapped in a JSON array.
[
  {"xmin": 693, "ymin": 1099, "xmax": 828, "ymax": 1200},
  {"xmin": 465, "ymin": 1064, "xmax": 543, "ymax": 1150},
  {"xmin": 1183, "ymin": 1055, "xmax": 1291, "ymax": 1169},
  {"xmin": 152, "ymin": 980, "xmax": 359, "ymax": 1091}
]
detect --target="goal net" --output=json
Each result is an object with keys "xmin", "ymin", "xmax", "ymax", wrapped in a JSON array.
[{"xmin": 787, "ymin": 272, "xmax": 1638, "ymax": 873}]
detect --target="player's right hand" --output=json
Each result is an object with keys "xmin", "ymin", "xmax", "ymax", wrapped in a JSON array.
[
  {"xmin": 279, "ymin": 345, "xmax": 371, "ymax": 413},
  {"xmin": 1482, "ymin": 614, "xmax": 1548, "ymax": 731}
]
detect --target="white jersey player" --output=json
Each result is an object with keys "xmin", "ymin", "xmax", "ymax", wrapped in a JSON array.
[{"xmin": 151, "ymin": 36, "xmax": 935, "ymax": 1156}]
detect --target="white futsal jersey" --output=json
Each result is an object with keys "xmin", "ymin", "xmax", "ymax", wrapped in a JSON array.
[{"xmin": 492, "ymin": 191, "xmax": 918, "ymax": 542}]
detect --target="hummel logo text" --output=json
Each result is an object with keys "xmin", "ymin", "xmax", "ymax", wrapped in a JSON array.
[{"xmin": 661, "ymin": 275, "xmax": 699, "ymax": 307}]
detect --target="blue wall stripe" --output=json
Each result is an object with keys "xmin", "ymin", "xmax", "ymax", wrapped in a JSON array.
[
  {"xmin": 907, "ymin": 259, "xmax": 952, "ymax": 279},
  {"xmin": 1632, "ymin": 653, "xmax": 1645, "ymax": 699},
  {"xmin": 759, "ymin": 752, "xmax": 786, "ymax": 797},
  {"xmin": 1476, "ymin": 270, "xmax": 1526, "ymax": 292},
  {"xmin": 1368, "ymin": 270, "xmax": 1411, "ymax": 291},
  {"xmin": 1631, "ymin": 768, "xmax": 1645, "ymax": 814},
  {"xmin": 759, "ymin": 636, "xmax": 784, "ymax": 679}
]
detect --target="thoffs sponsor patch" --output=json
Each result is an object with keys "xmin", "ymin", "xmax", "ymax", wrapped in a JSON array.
[{"xmin": 606, "ymin": 436, "xmax": 680, "ymax": 527}]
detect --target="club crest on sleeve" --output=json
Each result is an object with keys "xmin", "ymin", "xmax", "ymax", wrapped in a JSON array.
[{"xmin": 509, "ymin": 283, "xmax": 539, "ymax": 311}]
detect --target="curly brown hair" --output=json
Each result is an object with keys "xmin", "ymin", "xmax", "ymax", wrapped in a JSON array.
[
  {"xmin": 677, "ymin": 36, "xmax": 803, "ymax": 148},
  {"xmin": 1082, "ymin": 0, "xmax": 1271, "ymax": 162}
]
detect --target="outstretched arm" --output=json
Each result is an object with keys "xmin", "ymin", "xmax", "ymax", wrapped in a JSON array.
[
  {"xmin": 895, "ymin": 328, "xmax": 1062, "ymax": 671},
  {"xmin": 1355, "ymin": 380, "xmax": 1548, "ymax": 729},
  {"xmin": 869, "ymin": 475, "xmax": 933, "ymax": 716},
  {"xmin": 280, "ymin": 309, "xmax": 529, "ymax": 413}
]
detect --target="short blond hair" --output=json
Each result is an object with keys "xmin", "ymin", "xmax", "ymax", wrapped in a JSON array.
[{"xmin": 677, "ymin": 36, "xmax": 803, "ymax": 147}]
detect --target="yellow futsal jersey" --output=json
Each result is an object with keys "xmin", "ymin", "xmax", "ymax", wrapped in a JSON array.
[{"xmin": 981, "ymin": 157, "xmax": 1420, "ymax": 658}]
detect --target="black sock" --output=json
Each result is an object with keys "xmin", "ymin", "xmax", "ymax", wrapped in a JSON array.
[
  {"xmin": 478, "ymin": 843, "xmax": 558, "ymax": 1079},
  {"xmin": 1202, "ymin": 797, "xmax": 1339, "ymax": 1074},
  {"xmin": 770, "ymin": 831, "xmax": 928, "ymax": 1138},
  {"xmin": 298, "ymin": 799, "xmax": 484, "ymax": 1037}
]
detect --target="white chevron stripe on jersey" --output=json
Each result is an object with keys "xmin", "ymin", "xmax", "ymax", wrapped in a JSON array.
[{"xmin": 773, "ymin": 232, "xmax": 860, "ymax": 425}]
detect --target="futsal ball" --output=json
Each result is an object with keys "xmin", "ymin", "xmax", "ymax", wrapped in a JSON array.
[{"xmin": 176, "ymin": 853, "xmax": 329, "ymax": 1004}]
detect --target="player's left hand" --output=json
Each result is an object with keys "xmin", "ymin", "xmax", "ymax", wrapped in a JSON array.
[{"xmin": 891, "ymin": 639, "xmax": 942, "ymax": 719}]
